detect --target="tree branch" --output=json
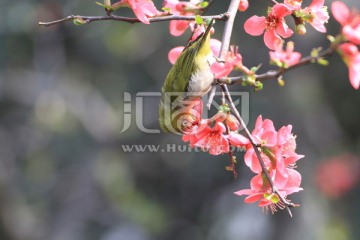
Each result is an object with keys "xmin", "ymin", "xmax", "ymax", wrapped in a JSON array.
[
  {"xmin": 218, "ymin": 0, "xmax": 241, "ymax": 59},
  {"xmin": 215, "ymin": 0, "xmax": 296, "ymax": 214},
  {"xmin": 221, "ymin": 84, "xmax": 295, "ymax": 216},
  {"xmin": 217, "ymin": 43, "xmax": 339, "ymax": 85},
  {"xmin": 38, "ymin": 13, "xmax": 229, "ymax": 27}
]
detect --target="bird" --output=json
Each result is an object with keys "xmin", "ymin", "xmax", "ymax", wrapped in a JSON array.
[{"xmin": 159, "ymin": 19, "xmax": 215, "ymax": 134}]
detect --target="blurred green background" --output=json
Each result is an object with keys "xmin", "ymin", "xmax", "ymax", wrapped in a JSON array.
[{"xmin": 0, "ymin": 0, "xmax": 359, "ymax": 239}]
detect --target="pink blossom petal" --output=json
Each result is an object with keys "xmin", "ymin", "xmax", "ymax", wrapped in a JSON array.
[
  {"xmin": 250, "ymin": 173, "xmax": 264, "ymax": 189},
  {"xmin": 244, "ymin": 16, "xmax": 266, "ymax": 36},
  {"xmin": 275, "ymin": 20, "xmax": 294, "ymax": 38},
  {"xmin": 284, "ymin": 153, "xmax": 304, "ymax": 165},
  {"xmin": 349, "ymin": 57, "xmax": 360, "ymax": 89},
  {"xmin": 284, "ymin": 169, "xmax": 303, "ymax": 195},
  {"xmin": 129, "ymin": 0, "xmax": 158, "ymax": 24},
  {"xmin": 309, "ymin": 0, "xmax": 325, "ymax": 10},
  {"xmin": 264, "ymin": 30, "xmax": 282, "ymax": 50},
  {"xmin": 272, "ymin": 3, "xmax": 292, "ymax": 18},
  {"xmin": 258, "ymin": 198, "xmax": 273, "ymax": 207},
  {"xmin": 234, "ymin": 189, "xmax": 253, "ymax": 196},
  {"xmin": 331, "ymin": 1, "xmax": 350, "ymax": 25},
  {"xmin": 213, "ymin": 122, "xmax": 227, "ymax": 133},
  {"xmin": 244, "ymin": 193, "xmax": 264, "ymax": 203},
  {"xmin": 309, "ymin": 19, "xmax": 327, "ymax": 33},
  {"xmin": 339, "ymin": 43, "xmax": 359, "ymax": 56},
  {"xmin": 262, "ymin": 119, "xmax": 276, "ymax": 132},
  {"xmin": 338, "ymin": 43, "xmax": 360, "ymax": 89},
  {"xmin": 228, "ymin": 132, "xmax": 249, "ymax": 147},
  {"xmin": 343, "ymin": 26, "xmax": 360, "ymax": 45},
  {"xmin": 261, "ymin": 131, "xmax": 277, "ymax": 147},
  {"xmin": 210, "ymin": 39, "xmax": 222, "ymax": 57},
  {"xmin": 244, "ymin": 148, "xmax": 262, "ymax": 173},
  {"xmin": 211, "ymin": 62, "xmax": 233, "ymax": 78},
  {"xmin": 238, "ymin": 0, "xmax": 249, "ymax": 12},
  {"xmin": 169, "ymin": 20, "xmax": 190, "ymax": 36},
  {"xmin": 168, "ymin": 46, "xmax": 184, "ymax": 64},
  {"xmin": 277, "ymin": 125, "xmax": 292, "ymax": 145},
  {"xmin": 254, "ymin": 115, "xmax": 263, "ymax": 130}
]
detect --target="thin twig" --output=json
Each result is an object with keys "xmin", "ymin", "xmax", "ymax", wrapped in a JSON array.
[
  {"xmin": 218, "ymin": 0, "xmax": 241, "ymax": 59},
  {"xmin": 227, "ymin": 146, "xmax": 238, "ymax": 179},
  {"xmin": 217, "ymin": 43, "xmax": 338, "ymax": 85},
  {"xmin": 206, "ymin": 0, "xmax": 239, "ymax": 110},
  {"xmin": 38, "ymin": 14, "xmax": 229, "ymax": 27},
  {"xmin": 221, "ymin": 84, "xmax": 294, "ymax": 216},
  {"xmin": 206, "ymin": 86, "xmax": 217, "ymax": 110}
]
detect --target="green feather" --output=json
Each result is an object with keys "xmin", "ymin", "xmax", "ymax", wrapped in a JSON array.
[{"xmin": 159, "ymin": 19, "xmax": 215, "ymax": 133}]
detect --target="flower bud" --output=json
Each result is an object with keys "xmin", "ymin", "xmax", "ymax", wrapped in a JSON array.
[
  {"xmin": 296, "ymin": 24, "xmax": 306, "ymax": 35},
  {"xmin": 175, "ymin": 3, "xmax": 187, "ymax": 12},
  {"xmin": 225, "ymin": 114, "xmax": 240, "ymax": 131},
  {"xmin": 238, "ymin": 0, "xmax": 249, "ymax": 12},
  {"xmin": 211, "ymin": 112, "xmax": 227, "ymax": 123}
]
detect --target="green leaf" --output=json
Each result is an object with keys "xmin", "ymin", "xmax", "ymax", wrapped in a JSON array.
[
  {"xmin": 270, "ymin": 59, "xmax": 283, "ymax": 68},
  {"xmin": 264, "ymin": 193, "xmax": 280, "ymax": 203},
  {"xmin": 95, "ymin": 2, "xmax": 114, "ymax": 11},
  {"xmin": 311, "ymin": 47, "xmax": 323, "ymax": 58},
  {"xmin": 199, "ymin": 1, "xmax": 209, "ymax": 8},
  {"xmin": 311, "ymin": 48, "xmax": 319, "ymax": 58},
  {"xmin": 225, "ymin": 165, "xmax": 234, "ymax": 172},
  {"xmin": 218, "ymin": 104, "xmax": 230, "ymax": 113},
  {"xmin": 277, "ymin": 78, "xmax": 285, "ymax": 86},
  {"xmin": 250, "ymin": 64, "xmax": 262, "ymax": 73},
  {"xmin": 317, "ymin": 58, "xmax": 329, "ymax": 66},
  {"xmin": 73, "ymin": 18, "xmax": 87, "ymax": 25},
  {"xmin": 195, "ymin": 15, "xmax": 204, "ymax": 25},
  {"xmin": 162, "ymin": 7, "xmax": 171, "ymax": 12},
  {"xmin": 327, "ymin": 35, "xmax": 335, "ymax": 43},
  {"xmin": 254, "ymin": 81, "xmax": 263, "ymax": 91}
]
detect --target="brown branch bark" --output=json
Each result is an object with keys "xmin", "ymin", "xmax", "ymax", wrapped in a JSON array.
[
  {"xmin": 217, "ymin": 43, "xmax": 338, "ymax": 85},
  {"xmin": 38, "ymin": 13, "xmax": 229, "ymax": 27}
]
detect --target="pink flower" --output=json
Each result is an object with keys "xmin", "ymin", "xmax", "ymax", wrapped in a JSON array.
[
  {"xmin": 244, "ymin": 3, "xmax": 293, "ymax": 50},
  {"xmin": 182, "ymin": 119, "xmax": 211, "ymax": 145},
  {"xmin": 301, "ymin": 0, "xmax": 329, "ymax": 33},
  {"xmin": 112, "ymin": 0, "xmax": 158, "ymax": 24},
  {"xmin": 251, "ymin": 115, "xmax": 278, "ymax": 148},
  {"xmin": 235, "ymin": 168, "xmax": 303, "ymax": 212},
  {"xmin": 244, "ymin": 116, "xmax": 278, "ymax": 173},
  {"xmin": 211, "ymin": 45, "xmax": 247, "ymax": 78},
  {"xmin": 182, "ymin": 108, "xmax": 249, "ymax": 154},
  {"xmin": 244, "ymin": 116, "xmax": 304, "ymax": 175},
  {"xmin": 270, "ymin": 41, "xmax": 302, "ymax": 68},
  {"xmin": 337, "ymin": 43, "xmax": 360, "ymax": 89},
  {"xmin": 331, "ymin": 1, "xmax": 360, "ymax": 45},
  {"xmin": 315, "ymin": 154, "xmax": 360, "ymax": 199},
  {"xmin": 188, "ymin": 122, "xmax": 230, "ymax": 155},
  {"xmin": 164, "ymin": 0, "xmax": 202, "ymax": 36}
]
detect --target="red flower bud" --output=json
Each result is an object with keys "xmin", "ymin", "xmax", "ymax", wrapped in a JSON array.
[{"xmin": 225, "ymin": 114, "xmax": 240, "ymax": 131}]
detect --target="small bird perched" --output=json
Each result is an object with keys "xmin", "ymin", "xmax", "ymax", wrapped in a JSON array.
[{"xmin": 159, "ymin": 19, "xmax": 215, "ymax": 134}]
